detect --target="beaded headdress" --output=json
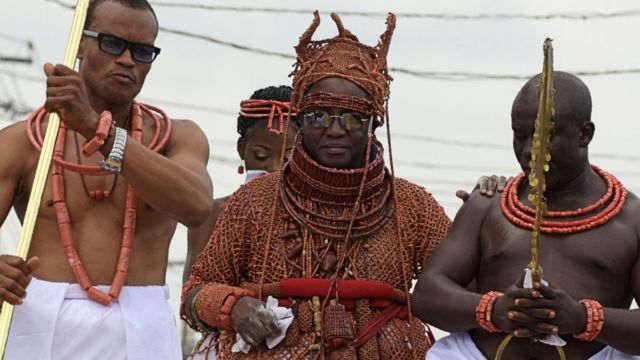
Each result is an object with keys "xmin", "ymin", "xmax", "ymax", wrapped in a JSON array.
[
  {"xmin": 239, "ymin": 99, "xmax": 296, "ymax": 136},
  {"xmin": 290, "ymin": 11, "xmax": 396, "ymax": 123}
]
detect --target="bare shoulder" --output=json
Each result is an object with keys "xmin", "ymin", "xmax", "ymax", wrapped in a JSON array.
[
  {"xmin": 161, "ymin": 118, "xmax": 209, "ymax": 158},
  {"xmin": 0, "ymin": 121, "xmax": 38, "ymax": 171},
  {"xmin": 0, "ymin": 120, "xmax": 33, "ymax": 145},
  {"xmin": 621, "ymin": 189, "xmax": 640, "ymax": 231},
  {"xmin": 168, "ymin": 119, "xmax": 207, "ymax": 141},
  {"xmin": 171, "ymin": 118, "xmax": 204, "ymax": 131}
]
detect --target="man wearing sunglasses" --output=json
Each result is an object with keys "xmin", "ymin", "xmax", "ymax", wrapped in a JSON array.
[{"xmin": 0, "ymin": 1, "xmax": 212, "ymax": 359}]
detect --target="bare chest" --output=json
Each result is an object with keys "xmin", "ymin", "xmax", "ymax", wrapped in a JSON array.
[{"xmin": 477, "ymin": 204, "xmax": 637, "ymax": 302}]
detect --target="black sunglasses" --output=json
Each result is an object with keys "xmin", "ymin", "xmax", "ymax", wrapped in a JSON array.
[
  {"xmin": 82, "ymin": 30, "xmax": 161, "ymax": 64},
  {"xmin": 302, "ymin": 109, "xmax": 371, "ymax": 131}
]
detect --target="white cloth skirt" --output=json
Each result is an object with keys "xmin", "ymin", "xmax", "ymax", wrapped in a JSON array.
[
  {"xmin": 5, "ymin": 277, "xmax": 181, "ymax": 360},
  {"xmin": 426, "ymin": 332, "xmax": 640, "ymax": 360}
]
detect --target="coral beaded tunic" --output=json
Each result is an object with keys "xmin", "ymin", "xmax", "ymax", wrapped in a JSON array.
[{"xmin": 182, "ymin": 138, "xmax": 451, "ymax": 360}]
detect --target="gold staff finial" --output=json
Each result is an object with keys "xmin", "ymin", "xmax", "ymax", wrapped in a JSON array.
[
  {"xmin": 0, "ymin": 1, "xmax": 90, "ymax": 358},
  {"xmin": 527, "ymin": 37, "xmax": 555, "ymax": 282},
  {"xmin": 495, "ymin": 38, "xmax": 566, "ymax": 360}
]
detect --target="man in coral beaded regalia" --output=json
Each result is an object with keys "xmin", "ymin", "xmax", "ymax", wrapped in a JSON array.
[
  {"xmin": 0, "ymin": 0, "xmax": 213, "ymax": 358},
  {"xmin": 413, "ymin": 72, "xmax": 640, "ymax": 360},
  {"xmin": 181, "ymin": 11, "xmax": 452, "ymax": 360}
]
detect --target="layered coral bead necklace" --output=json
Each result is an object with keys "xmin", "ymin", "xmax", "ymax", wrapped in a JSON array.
[
  {"xmin": 26, "ymin": 102, "xmax": 171, "ymax": 304},
  {"xmin": 501, "ymin": 165, "xmax": 627, "ymax": 234}
]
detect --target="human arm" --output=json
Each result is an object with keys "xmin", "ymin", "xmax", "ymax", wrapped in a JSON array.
[
  {"xmin": 180, "ymin": 188, "xmax": 279, "ymax": 343},
  {"xmin": 0, "ymin": 123, "xmax": 42, "ymax": 303},
  {"xmin": 412, "ymin": 193, "xmax": 488, "ymax": 331},
  {"xmin": 114, "ymin": 119, "xmax": 213, "ymax": 227},
  {"xmin": 43, "ymin": 63, "xmax": 213, "ymax": 227},
  {"xmin": 412, "ymin": 193, "xmax": 552, "ymax": 335}
]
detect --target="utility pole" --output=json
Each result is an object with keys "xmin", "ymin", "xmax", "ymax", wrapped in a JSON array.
[{"xmin": 0, "ymin": 56, "xmax": 32, "ymax": 64}]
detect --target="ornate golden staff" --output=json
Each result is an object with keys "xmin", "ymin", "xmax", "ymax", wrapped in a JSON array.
[
  {"xmin": 495, "ymin": 38, "xmax": 566, "ymax": 360},
  {"xmin": 0, "ymin": 1, "xmax": 89, "ymax": 357}
]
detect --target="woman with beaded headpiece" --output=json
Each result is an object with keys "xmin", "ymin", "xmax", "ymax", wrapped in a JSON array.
[
  {"xmin": 184, "ymin": 85, "xmax": 298, "ymax": 283},
  {"xmin": 181, "ymin": 12, "xmax": 451, "ymax": 359}
]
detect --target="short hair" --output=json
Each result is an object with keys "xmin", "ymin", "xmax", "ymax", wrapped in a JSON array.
[
  {"xmin": 237, "ymin": 85, "xmax": 295, "ymax": 138},
  {"xmin": 85, "ymin": 0, "xmax": 158, "ymax": 31},
  {"xmin": 513, "ymin": 71, "xmax": 592, "ymax": 125}
]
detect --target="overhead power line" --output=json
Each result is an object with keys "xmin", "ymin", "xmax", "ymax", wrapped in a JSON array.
[
  {"xmin": 0, "ymin": 56, "xmax": 33, "ymax": 65},
  {"xmin": 138, "ymin": 96, "xmax": 236, "ymax": 115},
  {"xmin": 380, "ymin": 131, "xmax": 640, "ymax": 162},
  {"xmin": 159, "ymin": 26, "xmax": 295, "ymax": 60},
  {"xmin": 0, "ymin": 100, "xmax": 31, "ymax": 117},
  {"xmin": 0, "ymin": 33, "xmax": 35, "ymax": 64},
  {"xmin": 390, "ymin": 68, "xmax": 640, "ymax": 81},
  {"xmin": 0, "ymin": 33, "xmax": 33, "ymax": 45},
  {"xmin": 158, "ymin": 27, "xmax": 640, "ymax": 81},
  {"xmin": 46, "ymin": 0, "xmax": 73, "ymax": 9},
  {"xmin": 48, "ymin": 0, "xmax": 640, "ymax": 81},
  {"xmin": 149, "ymin": 2, "xmax": 640, "ymax": 21},
  {"xmin": 0, "ymin": 70, "xmax": 42, "ymax": 83}
]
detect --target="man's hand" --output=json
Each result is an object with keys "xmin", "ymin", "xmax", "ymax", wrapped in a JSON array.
[
  {"xmin": 513, "ymin": 282, "xmax": 587, "ymax": 336},
  {"xmin": 491, "ymin": 279, "xmax": 557, "ymax": 338},
  {"xmin": 230, "ymin": 296, "xmax": 281, "ymax": 346},
  {"xmin": 43, "ymin": 63, "xmax": 99, "ymax": 138},
  {"xmin": 0, "ymin": 256, "xmax": 40, "ymax": 305},
  {"xmin": 457, "ymin": 175, "xmax": 509, "ymax": 201}
]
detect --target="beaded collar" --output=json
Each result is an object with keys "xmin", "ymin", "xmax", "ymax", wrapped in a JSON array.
[
  {"xmin": 281, "ymin": 132, "xmax": 394, "ymax": 240},
  {"xmin": 501, "ymin": 165, "xmax": 627, "ymax": 234},
  {"xmin": 284, "ymin": 132, "xmax": 388, "ymax": 206}
]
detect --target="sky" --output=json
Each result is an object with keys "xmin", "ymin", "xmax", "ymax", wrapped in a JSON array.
[{"xmin": 1, "ymin": 0, "xmax": 640, "ymax": 347}]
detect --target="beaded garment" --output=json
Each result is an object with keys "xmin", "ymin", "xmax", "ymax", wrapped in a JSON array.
[
  {"xmin": 182, "ymin": 138, "xmax": 451, "ymax": 359},
  {"xmin": 182, "ymin": 11, "xmax": 451, "ymax": 360}
]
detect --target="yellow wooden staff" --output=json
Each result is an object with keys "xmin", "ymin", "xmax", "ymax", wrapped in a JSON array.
[
  {"xmin": 0, "ymin": 1, "xmax": 89, "ymax": 358},
  {"xmin": 495, "ymin": 38, "xmax": 566, "ymax": 360}
]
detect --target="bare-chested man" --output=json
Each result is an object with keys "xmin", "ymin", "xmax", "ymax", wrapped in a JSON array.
[
  {"xmin": 413, "ymin": 72, "xmax": 640, "ymax": 360},
  {"xmin": 0, "ymin": 1, "xmax": 212, "ymax": 359}
]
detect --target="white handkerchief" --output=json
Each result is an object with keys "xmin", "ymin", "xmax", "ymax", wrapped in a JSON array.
[
  {"xmin": 231, "ymin": 296, "xmax": 294, "ymax": 353},
  {"xmin": 244, "ymin": 170, "xmax": 268, "ymax": 184},
  {"xmin": 523, "ymin": 268, "xmax": 566, "ymax": 347}
]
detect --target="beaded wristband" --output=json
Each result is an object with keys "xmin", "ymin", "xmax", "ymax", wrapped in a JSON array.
[
  {"xmin": 83, "ymin": 111, "xmax": 113, "ymax": 155},
  {"xmin": 573, "ymin": 299, "xmax": 604, "ymax": 342},
  {"xmin": 189, "ymin": 288, "xmax": 216, "ymax": 333},
  {"xmin": 100, "ymin": 127, "xmax": 127, "ymax": 173},
  {"xmin": 195, "ymin": 284, "xmax": 256, "ymax": 330},
  {"xmin": 476, "ymin": 291, "xmax": 504, "ymax": 333},
  {"xmin": 218, "ymin": 288, "xmax": 257, "ymax": 329}
]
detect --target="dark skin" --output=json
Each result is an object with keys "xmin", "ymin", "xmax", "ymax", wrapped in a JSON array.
[
  {"xmin": 0, "ymin": 1, "xmax": 212, "ymax": 304},
  {"xmin": 413, "ymin": 73, "xmax": 640, "ymax": 359},
  {"xmin": 301, "ymin": 77, "xmax": 373, "ymax": 169},
  {"xmin": 184, "ymin": 120, "xmax": 296, "ymax": 283}
]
